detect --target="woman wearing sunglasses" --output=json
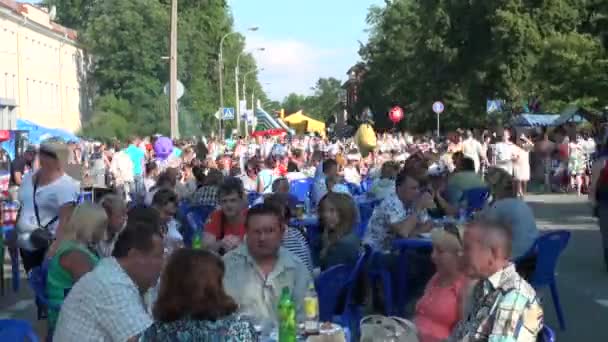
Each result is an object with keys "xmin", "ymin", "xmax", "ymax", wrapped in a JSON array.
[{"xmin": 414, "ymin": 224, "xmax": 471, "ymax": 342}]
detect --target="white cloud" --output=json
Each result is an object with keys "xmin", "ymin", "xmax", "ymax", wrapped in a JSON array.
[{"xmin": 245, "ymin": 35, "xmax": 346, "ymax": 100}]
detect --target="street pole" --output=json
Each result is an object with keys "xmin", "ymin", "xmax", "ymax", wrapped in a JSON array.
[
  {"xmin": 235, "ymin": 48, "xmax": 264, "ymax": 137},
  {"xmin": 242, "ymin": 68, "xmax": 263, "ymax": 137},
  {"xmin": 234, "ymin": 66, "xmax": 239, "ymax": 136},
  {"xmin": 218, "ymin": 27, "xmax": 258, "ymax": 139},
  {"xmin": 169, "ymin": 0, "xmax": 179, "ymax": 139},
  {"xmin": 436, "ymin": 112, "xmax": 440, "ymax": 137},
  {"xmin": 243, "ymin": 79, "xmax": 248, "ymax": 136}
]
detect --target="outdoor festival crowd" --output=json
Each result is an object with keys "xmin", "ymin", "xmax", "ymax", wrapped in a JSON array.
[{"xmin": 3, "ymin": 124, "xmax": 607, "ymax": 341}]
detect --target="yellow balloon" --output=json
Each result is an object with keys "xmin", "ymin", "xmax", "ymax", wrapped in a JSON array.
[{"xmin": 355, "ymin": 123, "xmax": 377, "ymax": 158}]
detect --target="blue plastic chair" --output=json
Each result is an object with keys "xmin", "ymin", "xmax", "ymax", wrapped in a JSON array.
[
  {"xmin": 247, "ymin": 192, "xmax": 262, "ymax": 206},
  {"xmin": 360, "ymin": 177, "xmax": 373, "ymax": 193},
  {"xmin": 184, "ymin": 205, "xmax": 215, "ymax": 247},
  {"xmin": 367, "ymin": 249, "xmax": 396, "ymax": 316},
  {"xmin": 356, "ymin": 201, "xmax": 376, "ymax": 239},
  {"xmin": 0, "ymin": 319, "xmax": 39, "ymax": 342},
  {"xmin": 345, "ymin": 182, "xmax": 362, "ymax": 196},
  {"xmin": 525, "ymin": 230, "xmax": 571, "ymax": 330},
  {"xmin": 316, "ymin": 264, "xmax": 351, "ymax": 321},
  {"xmin": 77, "ymin": 191, "xmax": 93, "ymax": 203},
  {"xmin": 392, "ymin": 239, "xmax": 433, "ymax": 317},
  {"xmin": 289, "ymin": 178, "xmax": 313, "ymax": 203},
  {"xmin": 460, "ymin": 187, "xmax": 490, "ymax": 215},
  {"xmin": 537, "ymin": 325, "xmax": 555, "ymax": 342},
  {"xmin": 315, "ymin": 245, "xmax": 371, "ymax": 339}
]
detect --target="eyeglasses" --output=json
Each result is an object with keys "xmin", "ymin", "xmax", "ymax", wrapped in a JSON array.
[{"xmin": 444, "ymin": 223, "xmax": 463, "ymax": 247}]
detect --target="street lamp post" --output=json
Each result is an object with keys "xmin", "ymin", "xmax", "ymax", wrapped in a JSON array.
[
  {"xmin": 218, "ymin": 27, "xmax": 258, "ymax": 137},
  {"xmin": 242, "ymin": 68, "xmax": 263, "ymax": 136},
  {"xmin": 235, "ymin": 47, "xmax": 264, "ymax": 136},
  {"xmin": 169, "ymin": 0, "xmax": 179, "ymax": 139}
]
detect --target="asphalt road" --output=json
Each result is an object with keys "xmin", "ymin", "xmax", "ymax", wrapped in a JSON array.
[{"xmin": 1, "ymin": 193, "xmax": 607, "ymax": 341}]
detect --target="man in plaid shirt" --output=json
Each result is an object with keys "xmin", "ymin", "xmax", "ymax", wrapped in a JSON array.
[{"xmin": 449, "ymin": 218, "xmax": 543, "ymax": 342}]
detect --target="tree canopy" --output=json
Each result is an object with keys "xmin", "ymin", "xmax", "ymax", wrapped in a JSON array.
[
  {"xmin": 45, "ymin": 0, "xmax": 267, "ymax": 139},
  {"xmin": 280, "ymin": 77, "xmax": 343, "ymax": 123},
  {"xmin": 357, "ymin": 0, "xmax": 608, "ymax": 133}
]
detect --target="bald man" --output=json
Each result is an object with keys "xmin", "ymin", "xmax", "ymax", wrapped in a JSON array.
[{"xmin": 448, "ymin": 218, "xmax": 543, "ymax": 342}]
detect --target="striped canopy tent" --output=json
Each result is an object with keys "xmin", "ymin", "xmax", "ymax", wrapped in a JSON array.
[
  {"xmin": 253, "ymin": 107, "xmax": 293, "ymax": 133},
  {"xmin": 511, "ymin": 114, "xmax": 559, "ymax": 127},
  {"xmin": 552, "ymin": 106, "xmax": 595, "ymax": 127}
]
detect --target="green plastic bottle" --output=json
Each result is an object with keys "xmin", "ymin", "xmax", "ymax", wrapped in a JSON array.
[
  {"xmin": 192, "ymin": 231, "xmax": 202, "ymax": 249},
  {"xmin": 278, "ymin": 287, "xmax": 297, "ymax": 342}
]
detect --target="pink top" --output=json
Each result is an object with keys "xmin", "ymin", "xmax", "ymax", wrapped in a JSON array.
[{"xmin": 414, "ymin": 273, "xmax": 468, "ymax": 342}]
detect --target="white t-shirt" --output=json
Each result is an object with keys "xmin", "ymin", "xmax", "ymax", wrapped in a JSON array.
[
  {"xmin": 494, "ymin": 142, "xmax": 515, "ymax": 174},
  {"xmin": 462, "ymin": 138, "xmax": 484, "ymax": 172},
  {"xmin": 17, "ymin": 172, "xmax": 79, "ymax": 250}
]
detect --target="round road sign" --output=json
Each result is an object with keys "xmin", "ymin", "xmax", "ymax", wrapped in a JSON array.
[{"xmin": 432, "ymin": 101, "xmax": 444, "ymax": 114}]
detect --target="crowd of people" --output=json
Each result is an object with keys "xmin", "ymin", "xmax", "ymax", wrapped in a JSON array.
[{"xmin": 3, "ymin": 124, "xmax": 605, "ymax": 341}]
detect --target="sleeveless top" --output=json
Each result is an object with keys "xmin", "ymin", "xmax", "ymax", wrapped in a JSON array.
[
  {"xmin": 414, "ymin": 273, "xmax": 467, "ymax": 342},
  {"xmin": 47, "ymin": 240, "xmax": 99, "ymax": 330}
]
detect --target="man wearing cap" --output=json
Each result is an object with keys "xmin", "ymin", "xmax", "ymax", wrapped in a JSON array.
[{"xmin": 11, "ymin": 145, "xmax": 36, "ymax": 186}]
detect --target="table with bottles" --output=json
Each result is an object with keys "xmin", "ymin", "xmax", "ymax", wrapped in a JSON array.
[{"xmin": 253, "ymin": 285, "xmax": 349, "ymax": 342}]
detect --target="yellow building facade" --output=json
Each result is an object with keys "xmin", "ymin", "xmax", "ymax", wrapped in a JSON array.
[{"xmin": 0, "ymin": 1, "xmax": 84, "ymax": 133}]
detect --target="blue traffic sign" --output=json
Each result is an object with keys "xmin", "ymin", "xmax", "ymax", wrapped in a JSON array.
[
  {"xmin": 222, "ymin": 107, "xmax": 235, "ymax": 120},
  {"xmin": 432, "ymin": 101, "xmax": 444, "ymax": 114}
]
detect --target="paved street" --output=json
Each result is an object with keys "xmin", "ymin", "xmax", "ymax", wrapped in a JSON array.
[{"xmin": 1, "ymin": 193, "xmax": 607, "ymax": 341}]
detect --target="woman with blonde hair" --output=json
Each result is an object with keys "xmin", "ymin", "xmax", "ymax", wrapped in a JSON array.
[
  {"xmin": 318, "ymin": 192, "xmax": 360, "ymax": 270},
  {"xmin": 415, "ymin": 224, "xmax": 470, "ymax": 342},
  {"xmin": 98, "ymin": 194, "xmax": 127, "ymax": 257},
  {"xmin": 46, "ymin": 202, "xmax": 108, "ymax": 332}
]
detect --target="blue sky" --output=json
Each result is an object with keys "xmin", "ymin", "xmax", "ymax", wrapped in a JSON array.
[
  {"xmin": 229, "ymin": 0, "xmax": 381, "ymax": 100},
  {"xmin": 33, "ymin": 0, "xmax": 380, "ymax": 101}
]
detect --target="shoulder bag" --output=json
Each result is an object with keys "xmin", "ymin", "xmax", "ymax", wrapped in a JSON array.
[{"xmin": 29, "ymin": 175, "xmax": 58, "ymax": 250}]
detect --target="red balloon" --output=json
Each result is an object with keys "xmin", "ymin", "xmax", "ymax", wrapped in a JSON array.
[{"xmin": 388, "ymin": 106, "xmax": 404, "ymax": 124}]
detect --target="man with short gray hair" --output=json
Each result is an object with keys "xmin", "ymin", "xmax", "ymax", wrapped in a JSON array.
[{"xmin": 448, "ymin": 218, "xmax": 543, "ymax": 342}]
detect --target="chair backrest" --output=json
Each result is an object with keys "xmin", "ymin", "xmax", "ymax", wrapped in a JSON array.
[
  {"xmin": 356, "ymin": 202, "xmax": 376, "ymax": 238},
  {"xmin": 290, "ymin": 178, "xmax": 313, "ymax": 203},
  {"xmin": 530, "ymin": 230, "xmax": 571, "ymax": 286},
  {"xmin": 537, "ymin": 325, "xmax": 555, "ymax": 342},
  {"xmin": 186, "ymin": 205, "xmax": 216, "ymax": 230},
  {"xmin": 392, "ymin": 239, "xmax": 434, "ymax": 315},
  {"xmin": 247, "ymin": 192, "xmax": 261, "ymax": 206},
  {"xmin": 345, "ymin": 182, "xmax": 362, "ymax": 196},
  {"xmin": 0, "ymin": 319, "xmax": 39, "ymax": 342},
  {"xmin": 315, "ymin": 245, "xmax": 372, "ymax": 321},
  {"xmin": 315, "ymin": 264, "xmax": 352, "ymax": 321},
  {"xmin": 461, "ymin": 187, "xmax": 490, "ymax": 211},
  {"xmin": 360, "ymin": 177, "xmax": 373, "ymax": 193},
  {"xmin": 27, "ymin": 262, "xmax": 50, "ymax": 307}
]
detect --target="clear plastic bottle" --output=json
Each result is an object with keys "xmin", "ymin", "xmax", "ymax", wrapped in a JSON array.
[
  {"xmin": 278, "ymin": 287, "xmax": 296, "ymax": 342},
  {"xmin": 303, "ymin": 281, "xmax": 319, "ymax": 335}
]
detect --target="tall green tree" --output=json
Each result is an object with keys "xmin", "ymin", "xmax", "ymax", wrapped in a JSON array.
[
  {"xmin": 48, "ymin": 0, "xmax": 266, "ymax": 138},
  {"xmin": 358, "ymin": 0, "xmax": 608, "ymax": 133},
  {"xmin": 281, "ymin": 77, "xmax": 343, "ymax": 122}
]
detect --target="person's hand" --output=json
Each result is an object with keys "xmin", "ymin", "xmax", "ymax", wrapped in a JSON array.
[
  {"xmin": 221, "ymin": 235, "xmax": 241, "ymax": 251},
  {"xmin": 417, "ymin": 221, "xmax": 433, "ymax": 234},
  {"xmin": 415, "ymin": 192, "xmax": 434, "ymax": 211}
]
